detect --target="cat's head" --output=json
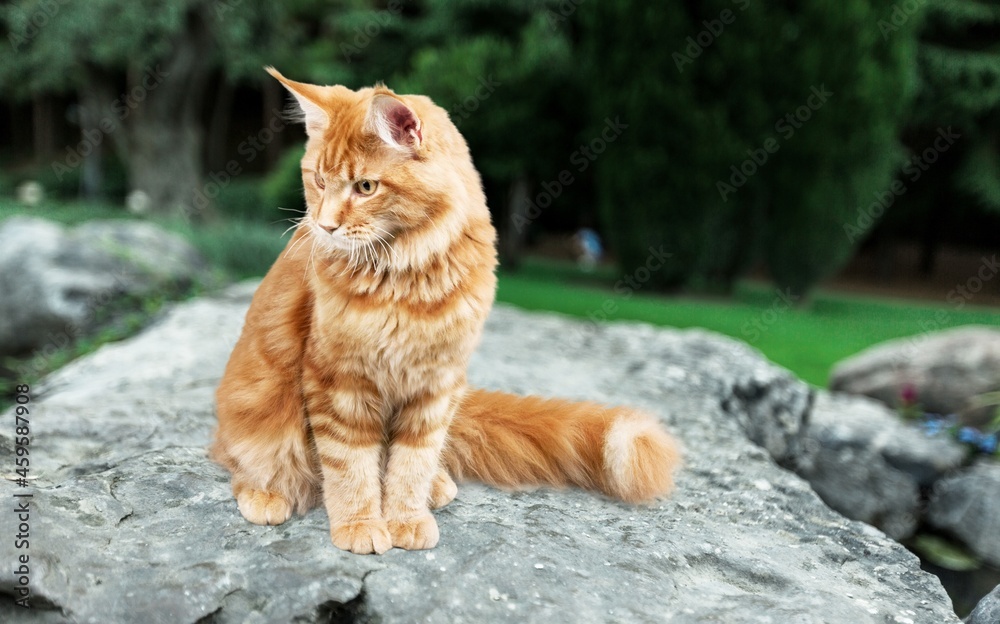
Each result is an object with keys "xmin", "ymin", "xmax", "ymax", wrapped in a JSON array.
[{"xmin": 268, "ymin": 68, "xmax": 488, "ymax": 272}]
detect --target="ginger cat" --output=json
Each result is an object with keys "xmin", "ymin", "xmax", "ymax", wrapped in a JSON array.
[{"xmin": 211, "ymin": 68, "xmax": 681, "ymax": 555}]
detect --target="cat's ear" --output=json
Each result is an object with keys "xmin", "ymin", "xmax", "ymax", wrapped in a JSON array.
[
  {"xmin": 366, "ymin": 94, "xmax": 422, "ymax": 153},
  {"xmin": 265, "ymin": 67, "xmax": 328, "ymax": 137}
]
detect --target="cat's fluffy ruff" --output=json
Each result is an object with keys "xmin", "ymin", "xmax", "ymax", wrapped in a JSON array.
[{"xmin": 211, "ymin": 68, "xmax": 681, "ymax": 555}]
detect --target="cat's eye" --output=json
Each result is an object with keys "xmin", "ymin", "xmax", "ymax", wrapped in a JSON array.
[
  {"xmin": 354, "ymin": 179, "xmax": 378, "ymax": 196},
  {"xmin": 314, "ymin": 170, "xmax": 325, "ymax": 190}
]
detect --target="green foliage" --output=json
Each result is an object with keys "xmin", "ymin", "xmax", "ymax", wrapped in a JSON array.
[
  {"xmin": 173, "ymin": 219, "xmax": 286, "ymax": 281},
  {"xmin": 912, "ymin": 1, "xmax": 1000, "ymax": 214},
  {"xmin": 2, "ymin": 0, "xmax": 995, "ymax": 293},
  {"xmin": 910, "ymin": 534, "xmax": 981, "ymax": 572},
  {"xmin": 295, "ymin": 0, "xmax": 590, "ymax": 235},
  {"xmin": 0, "ymin": 0, "xmax": 290, "ymax": 94},
  {"xmin": 261, "ymin": 146, "xmax": 307, "ymax": 219},
  {"xmin": 394, "ymin": 3, "xmax": 578, "ymax": 183},
  {"xmin": 0, "ymin": 198, "xmax": 125, "ymax": 223},
  {"xmin": 578, "ymin": 0, "xmax": 918, "ymax": 296},
  {"xmin": 214, "ymin": 177, "xmax": 269, "ymax": 223}
]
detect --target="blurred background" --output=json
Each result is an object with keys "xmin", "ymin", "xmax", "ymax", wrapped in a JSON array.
[{"xmin": 0, "ymin": 0, "xmax": 998, "ymax": 614}]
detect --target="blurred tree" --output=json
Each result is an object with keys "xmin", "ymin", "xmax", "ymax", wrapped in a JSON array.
[
  {"xmin": 393, "ymin": 0, "xmax": 582, "ymax": 268},
  {"xmin": 0, "ymin": 0, "xmax": 318, "ymax": 218},
  {"xmin": 907, "ymin": 0, "xmax": 1000, "ymax": 273},
  {"xmin": 270, "ymin": 0, "xmax": 587, "ymax": 267},
  {"xmin": 579, "ymin": 0, "xmax": 918, "ymax": 297}
]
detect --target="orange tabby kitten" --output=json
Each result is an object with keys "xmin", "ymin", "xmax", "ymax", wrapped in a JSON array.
[{"xmin": 211, "ymin": 68, "xmax": 681, "ymax": 555}]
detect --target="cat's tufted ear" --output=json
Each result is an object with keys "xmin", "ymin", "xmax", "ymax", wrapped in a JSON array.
[
  {"xmin": 266, "ymin": 67, "xmax": 328, "ymax": 137},
  {"xmin": 366, "ymin": 94, "xmax": 422, "ymax": 153}
]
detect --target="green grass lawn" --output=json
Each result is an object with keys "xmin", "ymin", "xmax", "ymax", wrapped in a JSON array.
[{"xmin": 497, "ymin": 258, "xmax": 1000, "ymax": 387}]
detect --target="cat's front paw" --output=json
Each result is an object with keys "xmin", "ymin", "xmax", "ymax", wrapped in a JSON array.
[
  {"xmin": 331, "ymin": 518, "xmax": 393, "ymax": 555},
  {"xmin": 237, "ymin": 488, "xmax": 292, "ymax": 526},
  {"xmin": 387, "ymin": 512, "xmax": 439, "ymax": 550}
]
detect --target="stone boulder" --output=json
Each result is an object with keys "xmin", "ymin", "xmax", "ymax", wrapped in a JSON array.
[
  {"xmin": 0, "ymin": 216, "xmax": 210, "ymax": 359},
  {"xmin": 829, "ymin": 326, "xmax": 1000, "ymax": 422},
  {"xmin": 792, "ymin": 392, "xmax": 967, "ymax": 540},
  {"xmin": 968, "ymin": 584, "xmax": 1000, "ymax": 624},
  {"xmin": 0, "ymin": 283, "xmax": 959, "ymax": 623},
  {"xmin": 927, "ymin": 461, "xmax": 1000, "ymax": 568}
]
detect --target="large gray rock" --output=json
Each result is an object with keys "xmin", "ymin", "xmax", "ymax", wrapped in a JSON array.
[
  {"xmin": 793, "ymin": 392, "xmax": 967, "ymax": 540},
  {"xmin": 830, "ymin": 326, "xmax": 1000, "ymax": 423},
  {"xmin": 0, "ymin": 216, "xmax": 209, "ymax": 359},
  {"xmin": 0, "ymin": 284, "xmax": 959, "ymax": 623},
  {"xmin": 927, "ymin": 461, "xmax": 1000, "ymax": 568},
  {"xmin": 968, "ymin": 584, "xmax": 1000, "ymax": 624}
]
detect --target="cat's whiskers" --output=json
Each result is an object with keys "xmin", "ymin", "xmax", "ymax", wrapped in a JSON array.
[
  {"xmin": 369, "ymin": 240, "xmax": 386, "ymax": 275},
  {"xmin": 283, "ymin": 221, "xmax": 313, "ymax": 260},
  {"xmin": 349, "ymin": 237, "xmax": 362, "ymax": 278},
  {"xmin": 371, "ymin": 237, "xmax": 389, "ymax": 272},
  {"xmin": 306, "ymin": 235, "xmax": 320, "ymax": 282},
  {"xmin": 371, "ymin": 226, "xmax": 399, "ymax": 265},
  {"xmin": 279, "ymin": 217, "xmax": 304, "ymax": 238}
]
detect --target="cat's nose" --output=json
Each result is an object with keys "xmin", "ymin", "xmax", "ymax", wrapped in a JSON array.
[{"xmin": 318, "ymin": 222, "xmax": 341, "ymax": 234}]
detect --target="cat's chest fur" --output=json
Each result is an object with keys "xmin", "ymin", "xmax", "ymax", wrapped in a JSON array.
[{"xmin": 305, "ymin": 255, "xmax": 495, "ymax": 401}]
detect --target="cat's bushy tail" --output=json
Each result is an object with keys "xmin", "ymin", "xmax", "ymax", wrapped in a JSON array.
[{"xmin": 442, "ymin": 389, "xmax": 681, "ymax": 503}]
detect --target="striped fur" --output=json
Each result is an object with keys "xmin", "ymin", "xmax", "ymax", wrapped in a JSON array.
[{"xmin": 211, "ymin": 69, "xmax": 682, "ymax": 555}]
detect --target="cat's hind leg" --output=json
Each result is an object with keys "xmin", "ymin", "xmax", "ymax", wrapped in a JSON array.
[
  {"xmin": 211, "ymin": 231, "xmax": 319, "ymax": 526},
  {"xmin": 428, "ymin": 468, "xmax": 457, "ymax": 510},
  {"xmin": 212, "ymin": 362, "xmax": 319, "ymax": 526}
]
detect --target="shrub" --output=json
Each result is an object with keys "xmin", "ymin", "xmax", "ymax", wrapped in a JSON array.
[
  {"xmin": 214, "ymin": 178, "xmax": 268, "ymax": 223},
  {"xmin": 261, "ymin": 146, "xmax": 307, "ymax": 222}
]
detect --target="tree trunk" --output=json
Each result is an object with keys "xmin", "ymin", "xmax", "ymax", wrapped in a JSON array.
[
  {"xmin": 32, "ymin": 96, "xmax": 57, "ymax": 166},
  {"xmin": 919, "ymin": 189, "xmax": 947, "ymax": 277},
  {"xmin": 125, "ymin": 7, "xmax": 215, "ymax": 221},
  {"xmin": 206, "ymin": 75, "xmax": 234, "ymax": 172},
  {"xmin": 263, "ymin": 78, "xmax": 284, "ymax": 169},
  {"xmin": 76, "ymin": 87, "xmax": 105, "ymax": 200},
  {"xmin": 500, "ymin": 175, "xmax": 531, "ymax": 271}
]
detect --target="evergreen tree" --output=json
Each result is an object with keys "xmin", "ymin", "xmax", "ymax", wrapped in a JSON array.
[
  {"xmin": 908, "ymin": 0, "xmax": 1000, "ymax": 271},
  {"xmin": 578, "ymin": 0, "xmax": 918, "ymax": 296},
  {"xmin": 272, "ymin": 0, "xmax": 586, "ymax": 266}
]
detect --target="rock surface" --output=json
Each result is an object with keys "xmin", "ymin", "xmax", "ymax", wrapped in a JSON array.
[
  {"xmin": 0, "ymin": 283, "xmax": 960, "ymax": 623},
  {"xmin": 967, "ymin": 584, "xmax": 1000, "ymax": 624},
  {"xmin": 793, "ymin": 392, "xmax": 967, "ymax": 540},
  {"xmin": 0, "ymin": 216, "xmax": 209, "ymax": 358},
  {"xmin": 829, "ymin": 326, "xmax": 1000, "ymax": 423},
  {"xmin": 927, "ymin": 461, "xmax": 1000, "ymax": 568}
]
